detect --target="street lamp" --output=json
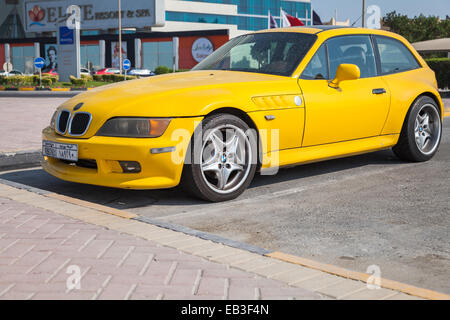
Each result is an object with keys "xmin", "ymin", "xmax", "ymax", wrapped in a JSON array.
[
  {"xmin": 362, "ymin": 0, "xmax": 366, "ymax": 28},
  {"xmin": 118, "ymin": 0, "xmax": 122, "ymax": 75}
]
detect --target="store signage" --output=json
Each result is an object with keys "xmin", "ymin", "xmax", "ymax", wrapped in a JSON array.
[
  {"xmin": 59, "ymin": 26, "xmax": 74, "ymax": 45},
  {"xmin": 24, "ymin": 0, "xmax": 165, "ymax": 32},
  {"xmin": 191, "ymin": 38, "xmax": 214, "ymax": 63},
  {"xmin": 57, "ymin": 24, "xmax": 80, "ymax": 82}
]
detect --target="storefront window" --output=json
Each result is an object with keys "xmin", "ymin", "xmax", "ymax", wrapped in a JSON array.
[
  {"xmin": 80, "ymin": 44, "xmax": 100, "ymax": 71},
  {"xmin": 142, "ymin": 41, "xmax": 173, "ymax": 71},
  {"xmin": 11, "ymin": 46, "xmax": 35, "ymax": 74}
]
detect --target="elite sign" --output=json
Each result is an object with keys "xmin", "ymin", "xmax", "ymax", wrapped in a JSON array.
[{"xmin": 25, "ymin": 0, "xmax": 165, "ymax": 32}]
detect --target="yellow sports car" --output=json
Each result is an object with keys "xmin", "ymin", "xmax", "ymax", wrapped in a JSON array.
[{"xmin": 42, "ymin": 26, "xmax": 443, "ymax": 202}]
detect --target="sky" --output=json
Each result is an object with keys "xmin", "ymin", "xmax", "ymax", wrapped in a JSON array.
[{"xmin": 312, "ymin": 0, "xmax": 450, "ymax": 26}]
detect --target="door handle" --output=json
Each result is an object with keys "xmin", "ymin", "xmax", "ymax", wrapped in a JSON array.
[{"xmin": 372, "ymin": 88, "xmax": 386, "ymax": 95}]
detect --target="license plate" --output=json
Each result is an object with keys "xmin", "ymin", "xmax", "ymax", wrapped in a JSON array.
[{"xmin": 42, "ymin": 140, "xmax": 78, "ymax": 162}]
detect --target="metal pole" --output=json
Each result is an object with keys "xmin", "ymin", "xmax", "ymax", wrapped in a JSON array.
[
  {"xmin": 362, "ymin": 0, "xmax": 366, "ymax": 28},
  {"xmin": 118, "ymin": 0, "xmax": 122, "ymax": 75}
]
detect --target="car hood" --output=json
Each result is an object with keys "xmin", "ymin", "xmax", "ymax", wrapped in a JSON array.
[{"xmin": 57, "ymin": 70, "xmax": 298, "ymax": 137}]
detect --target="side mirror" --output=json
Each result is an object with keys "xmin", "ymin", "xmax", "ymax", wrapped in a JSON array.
[{"xmin": 329, "ymin": 64, "xmax": 360, "ymax": 88}]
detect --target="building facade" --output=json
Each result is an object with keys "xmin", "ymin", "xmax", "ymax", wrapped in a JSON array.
[{"xmin": 0, "ymin": 0, "xmax": 312, "ymax": 73}]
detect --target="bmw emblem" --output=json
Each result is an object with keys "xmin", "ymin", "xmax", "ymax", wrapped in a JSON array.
[
  {"xmin": 73, "ymin": 103, "xmax": 83, "ymax": 111},
  {"xmin": 221, "ymin": 154, "xmax": 227, "ymax": 163}
]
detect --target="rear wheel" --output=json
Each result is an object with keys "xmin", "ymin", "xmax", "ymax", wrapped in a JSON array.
[
  {"xmin": 393, "ymin": 96, "xmax": 442, "ymax": 162},
  {"xmin": 182, "ymin": 114, "xmax": 257, "ymax": 202}
]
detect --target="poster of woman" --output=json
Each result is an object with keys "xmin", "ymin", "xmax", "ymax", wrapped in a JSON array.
[
  {"xmin": 111, "ymin": 41, "xmax": 127, "ymax": 68},
  {"xmin": 44, "ymin": 44, "xmax": 57, "ymax": 71}
]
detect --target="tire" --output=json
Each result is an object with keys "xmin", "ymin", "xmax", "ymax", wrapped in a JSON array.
[
  {"xmin": 182, "ymin": 113, "xmax": 258, "ymax": 202},
  {"xmin": 393, "ymin": 96, "xmax": 442, "ymax": 162}
]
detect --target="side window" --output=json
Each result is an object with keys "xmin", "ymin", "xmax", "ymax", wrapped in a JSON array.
[
  {"xmin": 327, "ymin": 35, "xmax": 377, "ymax": 79},
  {"xmin": 375, "ymin": 36, "xmax": 420, "ymax": 74},
  {"xmin": 301, "ymin": 45, "xmax": 328, "ymax": 80}
]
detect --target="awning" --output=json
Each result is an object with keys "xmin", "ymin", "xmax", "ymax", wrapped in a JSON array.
[{"xmin": 412, "ymin": 38, "xmax": 450, "ymax": 52}]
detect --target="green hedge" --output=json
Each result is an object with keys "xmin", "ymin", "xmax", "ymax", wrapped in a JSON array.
[
  {"xmin": 69, "ymin": 76, "xmax": 87, "ymax": 86},
  {"xmin": 154, "ymin": 66, "xmax": 172, "ymax": 75},
  {"xmin": 41, "ymin": 78, "xmax": 53, "ymax": 86},
  {"xmin": 97, "ymin": 74, "xmax": 137, "ymax": 82},
  {"xmin": 81, "ymin": 74, "xmax": 93, "ymax": 81},
  {"xmin": 93, "ymin": 74, "xmax": 103, "ymax": 82},
  {"xmin": 425, "ymin": 58, "xmax": 450, "ymax": 89}
]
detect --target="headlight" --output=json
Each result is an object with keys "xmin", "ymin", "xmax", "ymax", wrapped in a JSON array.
[
  {"xmin": 50, "ymin": 111, "xmax": 58, "ymax": 129},
  {"xmin": 96, "ymin": 118, "xmax": 171, "ymax": 138}
]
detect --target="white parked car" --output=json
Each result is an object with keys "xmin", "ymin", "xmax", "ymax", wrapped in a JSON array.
[
  {"xmin": 128, "ymin": 69, "xmax": 155, "ymax": 77},
  {"xmin": 80, "ymin": 68, "xmax": 91, "ymax": 76},
  {"xmin": 0, "ymin": 70, "xmax": 23, "ymax": 76}
]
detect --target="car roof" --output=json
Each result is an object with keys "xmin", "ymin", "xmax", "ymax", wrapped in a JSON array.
[{"xmin": 255, "ymin": 26, "xmax": 400, "ymax": 39}]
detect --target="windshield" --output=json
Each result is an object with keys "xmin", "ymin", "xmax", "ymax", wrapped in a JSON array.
[{"xmin": 193, "ymin": 32, "xmax": 317, "ymax": 77}]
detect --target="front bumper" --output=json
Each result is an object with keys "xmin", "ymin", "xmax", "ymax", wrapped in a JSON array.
[{"xmin": 41, "ymin": 117, "xmax": 202, "ymax": 189}]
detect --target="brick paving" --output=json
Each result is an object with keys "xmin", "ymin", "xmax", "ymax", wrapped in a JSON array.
[
  {"xmin": 0, "ymin": 196, "xmax": 321, "ymax": 300},
  {"xmin": 0, "ymin": 98, "xmax": 63, "ymax": 153}
]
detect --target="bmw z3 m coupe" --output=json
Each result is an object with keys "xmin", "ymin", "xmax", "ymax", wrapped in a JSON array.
[{"xmin": 42, "ymin": 26, "xmax": 443, "ymax": 202}]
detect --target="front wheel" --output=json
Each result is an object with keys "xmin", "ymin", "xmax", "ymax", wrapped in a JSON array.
[
  {"xmin": 393, "ymin": 96, "xmax": 442, "ymax": 162},
  {"xmin": 182, "ymin": 114, "xmax": 257, "ymax": 202}
]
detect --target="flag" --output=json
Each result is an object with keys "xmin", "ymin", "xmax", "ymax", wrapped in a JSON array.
[
  {"xmin": 313, "ymin": 10, "xmax": 323, "ymax": 25},
  {"xmin": 268, "ymin": 11, "xmax": 278, "ymax": 29},
  {"xmin": 280, "ymin": 9, "xmax": 304, "ymax": 27}
]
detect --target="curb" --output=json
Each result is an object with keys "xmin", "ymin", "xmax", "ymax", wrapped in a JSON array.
[
  {"xmin": 440, "ymin": 91, "xmax": 450, "ymax": 99},
  {"xmin": 0, "ymin": 175, "xmax": 447, "ymax": 300},
  {"xmin": 0, "ymin": 150, "xmax": 42, "ymax": 171},
  {"xmin": 268, "ymin": 252, "xmax": 450, "ymax": 300},
  {"xmin": 0, "ymin": 91, "xmax": 80, "ymax": 98},
  {"xmin": 0, "ymin": 87, "xmax": 92, "ymax": 92}
]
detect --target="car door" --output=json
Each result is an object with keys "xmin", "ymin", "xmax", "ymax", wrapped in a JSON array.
[{"xmin": 298, "ymin": 35, "xmax": 391, "ymax": 147}]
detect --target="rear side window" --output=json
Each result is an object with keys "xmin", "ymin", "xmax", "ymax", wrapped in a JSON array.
[
  {"xmin": 326, "ymin": 35, "xmax": 378, "ymax": 79},
  {"xmin": 374, "ymin": 36, "xmax": 420, "ymax": 75},
  {"xmin": 301, "ymin": 45, "xmax": 329, "ymax": 80}
]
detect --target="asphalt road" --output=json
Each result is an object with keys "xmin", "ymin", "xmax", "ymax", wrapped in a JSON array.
[{"xmin": 1, "ymin": 103, "xmax": 449, "ymax": 294}]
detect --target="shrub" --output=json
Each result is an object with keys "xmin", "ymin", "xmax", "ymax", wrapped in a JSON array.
[
  {"xmin": 4, "ymin": 76, "xmax": 24, "ymax": 86},
  {"xmin": 93, "ymin": 74, "xmax": 103, "ymax": 82},
  {"xmin": 425, "ymin": 58, "xmax": 450, "ymax": 89},
  {"xmin": 154, "ymin": 65, "xmax": 172, "ymax": 75},
  {"xmin": 81, "ymin": 74, "xmax": 93, "ymax": 81},
  {"xmin": 111, "ymin": 74, "xmax": 124, "ymax": 82},
  {"xmin": 69, "ymin": 76, "xmax": 87, "ymax": 86},
  {"xmin": 102, "ymin": 74, "xmax": 114, "ymax": 82},
  {"xmin": 41, "ymin": 77, "xmax": 52, "ymax": 86},
  {"xmin": 42, "ymin": 76, "xmax": 57, "ymax": 85},
  {"xmin": 31, "ymin": 75, "xmax": 40, "ymax": 85},
  {"xmin": 47, "ymin": 75, "xmax": 58, "ymax": 84}
]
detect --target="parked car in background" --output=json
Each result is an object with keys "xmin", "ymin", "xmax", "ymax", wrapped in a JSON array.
[
  {"xmin": 94, "ymin": 68, "xmax": 121, "ymax": 75},
  {"xmin": 128, "ymin": 69, "xmax": 155, "ymax": 77},
  {"xmin": 41, "ymin": 68, "xmax": 58, "ymax": 76},
  {"xmin": 80, "ymin": 68, "xmax": 91, "ymax": 76},
  {"xmin": 0, "ymin": 70, "xmax": 23, "ymax": 76}
]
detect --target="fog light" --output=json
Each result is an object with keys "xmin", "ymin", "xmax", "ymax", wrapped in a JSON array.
[{"xmin": 119, "ymin": 161, "xmax": 141, "ymax": 173}]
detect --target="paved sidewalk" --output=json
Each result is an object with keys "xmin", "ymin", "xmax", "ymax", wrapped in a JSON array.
[
  {"xmin": 0, "ymin": 196, "xmax": 321, "ymax": 300},
  {"xmin": 0, "ymin": 97, "xmax": 64, "ymax": 153},
  {"xmin": 0, "ymin": 181, "xmax": 425, "ymax": 300}
]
